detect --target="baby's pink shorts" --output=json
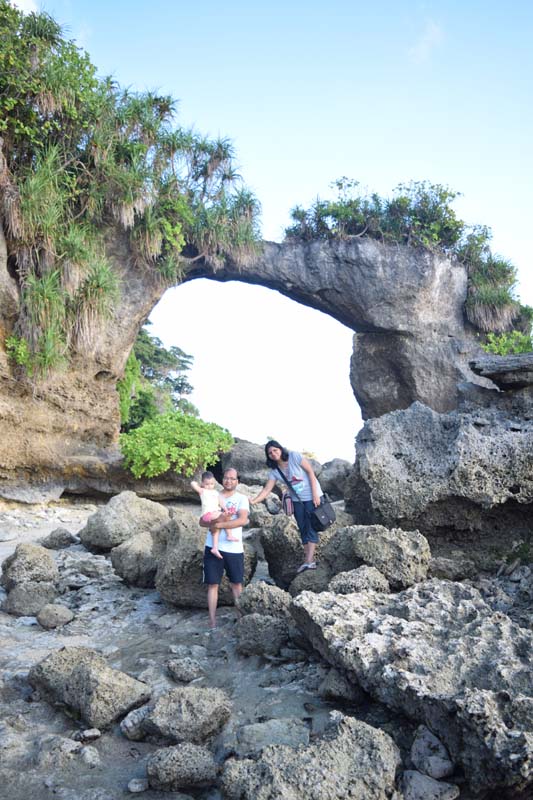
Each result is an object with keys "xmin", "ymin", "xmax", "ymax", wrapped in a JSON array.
[{"xmin": 200, "ymin": 511, "xmax": 219, "ymax": 523}]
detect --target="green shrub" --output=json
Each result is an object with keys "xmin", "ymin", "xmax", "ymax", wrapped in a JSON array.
[
  {"xmin": 120, "ymin": 412, "xmax": 233, "ymax": 478},
  {"xmin": 481, "ymin": 331, "xmax": 532, "ymax": 356}
]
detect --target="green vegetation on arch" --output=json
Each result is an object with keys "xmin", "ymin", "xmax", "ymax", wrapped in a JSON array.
[
  {"xmin": 120, "ymin": 412, "xmax": 234, "ymax": 479},
  {"xmin": 286, "ymin": 179, "xmax": 532, "ymax": 346},
  {"xmin": 0, "ymin": 2, "xmax": 261, "ymax": 376}
]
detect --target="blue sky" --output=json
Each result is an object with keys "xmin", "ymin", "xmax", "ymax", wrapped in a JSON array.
[{"xmin": 15, "ymin": 0, "xmax": 533, "ymax": 462}]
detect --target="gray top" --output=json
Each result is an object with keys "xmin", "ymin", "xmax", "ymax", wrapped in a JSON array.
[{"xmin": 269, "ymin": 451, "xmax": 322, "ymax": 502}]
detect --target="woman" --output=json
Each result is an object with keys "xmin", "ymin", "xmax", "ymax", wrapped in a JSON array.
[{"xmin": 250, "ymin": 439, "xmax": 323, "ymax": 573}]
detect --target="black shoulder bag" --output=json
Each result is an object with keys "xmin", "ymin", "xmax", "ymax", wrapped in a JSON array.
[{"xmin": 275, "ymin": 465, "xmax": 336, "ymax": 531}]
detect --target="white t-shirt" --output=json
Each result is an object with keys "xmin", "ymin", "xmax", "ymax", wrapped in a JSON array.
[{"xmin": 204, "ymin": 491, "xmax": 249, "ymax": 554}]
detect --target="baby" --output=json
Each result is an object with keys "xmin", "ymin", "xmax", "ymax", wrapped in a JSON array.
[{"xmin": 190, "ymin": 471, "xmax": 238, "ymax": 559}]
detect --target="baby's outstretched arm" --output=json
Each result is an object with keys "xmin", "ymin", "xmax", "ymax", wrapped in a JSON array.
[{"xmin": 190, "ymin": 481, "xmax": 202, "ymax": 496}]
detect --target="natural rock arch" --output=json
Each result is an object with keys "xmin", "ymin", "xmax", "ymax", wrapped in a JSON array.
[{"xmin": 0, "ymin": 227, "xmax": 486, "ymax": 500}]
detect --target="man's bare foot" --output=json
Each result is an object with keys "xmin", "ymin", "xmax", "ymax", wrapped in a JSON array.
[
  {"xmin": 211, "ymin": 547, "xmax": 223, "ymax": 559},
  {"xmin": 226, "ymin": 534, "xmax": 239, "ymax": 541}
]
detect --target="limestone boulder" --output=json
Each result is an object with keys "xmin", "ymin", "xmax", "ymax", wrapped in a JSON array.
[
  {"xmin": 400, "ymin": 770, "xmax": 459, "ymax": 800},
  {"xmin": 40, "ymin": 527, "xmax": 78, "ymax": 549},
  {"xmin": 329, "ymin": 565, "xmax": 390, "ymax": 594},
  {"xmin": 37, "ymin": 603, "xmax": 75, "ymax": 629},
  {"xmin": 155, "ymin": 515, "xmax": 257, "ymax": 608},
  {"xmin": 3, "ymin": 581, "xmax": 58, "ymax": 616},
  {"xmin": 262, "ymin": 520, "xmax": 429, "ymax": 594},
  {"xmin": 319, "ymin": 458, "xmax": 353, "ymax": 500},
  {"xmin": 1, "ymin": 542, "xmax": 59, "ymax": 590},
  {"xmin": 236, "ymin": 613, "xmax": 290, "ymax": 657},
  {"xmin": 221, "ymin": 713, "xmax": 401, "ymax": 800},
  {"xmin": 410, "ymin": 725, "xmax": 454, "ymax": 780},
  {"xmin": 78, "ymin": 491, "xmax": 170, "ymax": 551},
  {"xmin": 346, "ymin": 401, "xmax": 533, "ymax": 542},
  {"xmin": 218, "ymin": 438, "xmax": 271, "ymax": 485},
  {"xmin": 110, "ymin": 518, "xmax": 171, "ymax": 587},
  {"xmin": 147, "ymin": 743, "xmax": 217, "ymax": 791},
  {"xmin": 291, "ymin": 580, "xmax": 533, "ymax": 793},
  {"xmin": 143, "ymin": 687, "xmax": 231, "ymax": 743},
  {"xmin": 166, "ymin": 658, "xmax": 204, "ymax": 684},
  {"xmin": 28, "ymin": 646, "xmax": 151, "ymax": 729},
  {"xmin": 318, "ymin": 668, "xmax": 366, "ymax": 705},
  {"xmin": 235, "ymin": 718, "xmax": 310, "ymax": 757},
  {"xmin": 236, "ymin": 581, "xmax": 292, "ymax": 620}
]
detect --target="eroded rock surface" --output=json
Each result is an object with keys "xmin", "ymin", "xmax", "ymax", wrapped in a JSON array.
[
  {"xmin": 221, "ymin": 712, "xmax": 401, "ymax": 800},
  {"xmin": 291, "ymin": 580, "xmax": 533, "ymax": 792},
  {"xmin": 28, "ymin": 646, "xmax": 151, "ymax": 729},
  {"xmin": 79, "ymin": 491, "xmax": 170, "ymax": 551},
  {"xmin": 346, "ymin": 400, "xmax": 533, "ymax": 544}
]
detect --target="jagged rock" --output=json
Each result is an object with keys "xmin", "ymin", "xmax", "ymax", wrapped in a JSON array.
[
  {"xmin": 221, "ymin": 712, "xmax": 401, "ymax": 799},
  {"xmin": 348, "ymin": 526, "xmax": 430, "ymax": 589},
  {"xmin": 346, "ymin": 401, "xmax": 533, "ymax": 542},
  {"xmin": 249, "ymin": 499, "xmax": 279, "ymax": 527},
  {"xmin": 3, "ymin": 581, "xmax": 58, "ymax": 616},
  {"xmin": 28, "ymin": 646, "xmax": 151, "ymax": 729},
  {"xmin": 147, "ymin": 742, "xmax": 217, "ymax": 791},
  {"xmin": 329, "ymin": 565, "xmax": 390, "ymax": 594},
  {"xmin": 235, "ymin": 718, "xmax": 310, "ymax": 756},
  {"xmin": 80, "ymin": 745, "xmax": 100, "ymax": 768},
  {"xmin": 428, "ymin": 556, "xmax": 477, "ymax": 581},
  {"xmin": 470, "ymin": 353, "xmax": 533, "ymax": 390},
  {"xmin": 291, "ymin": 580, "xmax": 533, "ymax": 793},
  {"xmin": 78, "ymin": 491, "xmax": 170, "ymax": 551},
  {"xmin": 218, "ymin": 438, "xmax": 271, "ymax": 485},
  {"xmin": 166, "ymin": 658, "xmax": 204, "ymax": 683},
  {"xmin": 318, "ymin": 668, "xmax": 366, "ymax": 704},
  {"xmin": 40, "ymin": 527, "xmax": 78, "ymax": 549},
  {"xmin": 110, "ymin": 518, "xmax": 172, "ymax": 587},
  {"xmin": 120, "ymin": 704, "xmax": 151, "ymax": 741},
  {"xmin": 410, "ymin": 725, "xmax": 454, "ymax": 780},
  {"xmin": 142, "ymin": 687, "xmax": 232, "ymax": 743},
  {"xmin": 236, "ymin": 581, "xmax": 292, "ymax": 619},
  {"xmin": 236, "ymin": 613, "xmax": 290, "ymax": 657},
  {"xmin": 260, "ymin": 516, "xmax": 317, "ymax": 589},
  {"xmin": 399, "ymin": 770, "xmax": 459, "ymax": 800},
  {"xmin": 262, "ymin": 521, "xmax": 429, "ymax": 593},
  {"xmin": 155, "ymin": 515, "xmax": 257, "ymax": 608},
  {"xmin": 37, "ymin": 603, "xmax": 75, "ymax": 629},
  {"xmin": 1, "ymin": 542, "xmax": 59, "ymax": 590},
  {"xmin": 36, "ymin": 735, "xmax": 82, "ymax": 768},
  {"xmin": 319, "ymin": 458, "xmax": 353, "ymax": 500}
]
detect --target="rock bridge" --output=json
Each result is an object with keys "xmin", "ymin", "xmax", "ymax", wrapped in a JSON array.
[{"xmin": 0, "ymin": 227, "xmax": 486, "ymax": 500}]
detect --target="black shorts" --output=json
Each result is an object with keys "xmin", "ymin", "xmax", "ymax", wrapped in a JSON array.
[{"xmin": 203, "ymin": 547, "xmax": 244, "ymax": 585}]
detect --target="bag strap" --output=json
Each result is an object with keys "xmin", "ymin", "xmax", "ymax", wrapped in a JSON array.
[{"xmin": 276, "ymin": 465, "xmax": 301, "ymax": 502}]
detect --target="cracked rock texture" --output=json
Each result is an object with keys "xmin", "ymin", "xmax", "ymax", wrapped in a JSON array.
[
  {"xmin": 291, "ymin": 580, "xmax": 533, "ymax": 793},
  {"xmin": 346, "ymin": 400, "xmax": 533, "ymax": 543},
  {"xmin": 28, "ymin": 646, "xmax": 151, "ymax": 729},
  {"xmin": 221, "ymin": 713, "xmax": 401, "ymax": 800}
]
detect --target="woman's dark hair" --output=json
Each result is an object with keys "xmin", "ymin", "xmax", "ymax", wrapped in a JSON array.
[{"xmin": 264, "ymin": 439, "xmax": 289, "ymax": 468}]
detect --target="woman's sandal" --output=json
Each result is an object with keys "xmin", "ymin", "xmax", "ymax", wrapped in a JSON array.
[{"xmin": 296, "ymin": 562, "xmax": 317, "ymax": 573}]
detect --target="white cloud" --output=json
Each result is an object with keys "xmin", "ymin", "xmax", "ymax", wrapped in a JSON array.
[
  {"xmin": 9, "ymin": 0, "xmax": 39, "ymax": 13},
  {"xmin": 408, "ymin": 20, "xmax": 443, "ymax": 64}
]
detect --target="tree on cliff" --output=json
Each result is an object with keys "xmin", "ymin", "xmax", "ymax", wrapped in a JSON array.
[
  {"xmin": 286, "ymin": 178, "xmax": 532, "ymax": 349},
  {"xmin": 0, "ymin": 2, "xmax": 260, "ymax": 377},
  {"xmin": 117, "ymin": 324, "xmax": 199, "ymax": 432}
]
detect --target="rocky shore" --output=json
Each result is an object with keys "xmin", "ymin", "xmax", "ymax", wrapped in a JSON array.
[{"xmin": 0, "ymin": 482, "xmax": 531, "ymax": 800}]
